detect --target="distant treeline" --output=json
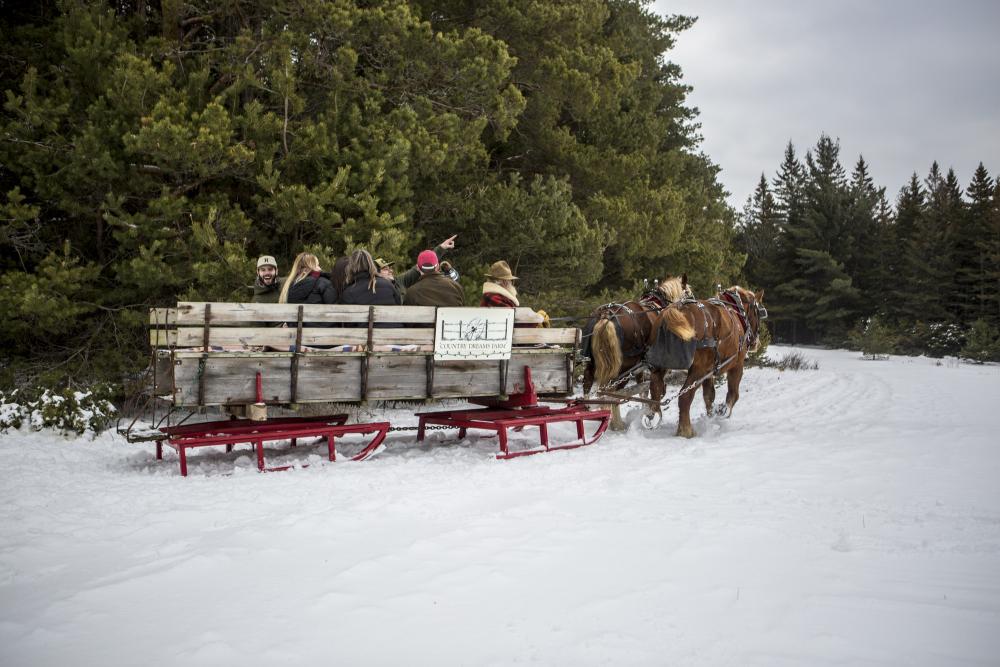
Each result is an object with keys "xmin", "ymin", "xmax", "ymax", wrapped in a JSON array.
[
  {"xmin": 0, "ymin": 1, "xmax": 739, "ymax": 391},
  {"xmin": 737, "ymin": 135, "xmax": 1000, "ymax": 360}
]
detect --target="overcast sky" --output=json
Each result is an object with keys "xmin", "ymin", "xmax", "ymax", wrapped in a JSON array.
[{"xmin": 652, "ymin": 1, "xmax": 1000, "ymax": 207}]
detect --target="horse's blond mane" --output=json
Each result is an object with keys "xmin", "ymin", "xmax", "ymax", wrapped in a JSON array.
[{"xmin": 657, "ymin": 275, "xmax": 693, "ymax": 303}]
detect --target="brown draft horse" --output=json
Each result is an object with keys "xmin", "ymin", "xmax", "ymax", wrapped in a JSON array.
[
  {"xmin": 583, "ymin": 275, "xmax": 694, "ymax": 428},
  {"xmin": 658, "ymin": 286, "xmax": 766, "ymax": 437}
]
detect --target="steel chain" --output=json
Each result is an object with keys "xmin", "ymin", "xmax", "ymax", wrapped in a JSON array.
[{"xmin": 387, "ymin": 424, "xmax": 453, "ymax": 432}]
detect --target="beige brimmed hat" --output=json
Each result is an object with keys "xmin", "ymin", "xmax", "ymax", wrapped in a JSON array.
[
  {"xmin": 485, "ymin": 260, "xmax": 517, "ymax": 281},
  {"xmin": 256, "ymin": 255, "xmax": 278, "ymax": 269}
]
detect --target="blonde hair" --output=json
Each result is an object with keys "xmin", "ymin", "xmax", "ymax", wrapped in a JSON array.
[
  {"xmin": 347, "ymin": 249, "xmax": 378, "ymax": 293},
  {"xmin": 278, "ymin": 252, "xmax": 320, "ymax": 303}
]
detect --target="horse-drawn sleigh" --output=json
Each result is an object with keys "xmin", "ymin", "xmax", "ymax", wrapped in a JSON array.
[
  {"xmin": 124, "ymin": 277, "xmax": 765, "ymax": 475},
  {"xmin": 126, "ymin": 302, "xmax": 611, "ymax": 474}
]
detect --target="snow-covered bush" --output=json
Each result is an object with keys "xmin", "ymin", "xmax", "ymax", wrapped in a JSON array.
[
  {"xmin": 900, "ymin": 321, "xmax": 965, "ymax": 357},
  {"xmin": 0, "ymin": 387, "xmax": 117, "ymax": 435}
]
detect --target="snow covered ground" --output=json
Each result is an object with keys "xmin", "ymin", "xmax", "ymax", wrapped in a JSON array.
[{"xmin": 1, "ymin": 346, "xmax": 999, "ymax": 666}]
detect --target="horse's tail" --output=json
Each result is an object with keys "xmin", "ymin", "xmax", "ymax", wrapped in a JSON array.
[
  {"xmin": 591, "ymin": 318, "xmax": 622, "ymax": 388},
  {"xmin": 663, "ymin": 307, "xmax": 695, "ymax": 341}
]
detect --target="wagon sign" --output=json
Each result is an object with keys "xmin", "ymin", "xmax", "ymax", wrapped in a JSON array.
[{"xmin": 434, "ymin": 307, "xmax": 515, "ymax": 361}]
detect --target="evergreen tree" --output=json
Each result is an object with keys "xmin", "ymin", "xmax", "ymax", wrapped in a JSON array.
[
  {"xmin": 984, "ymin": 177, "xmax": 1000, "ymax": 325},
  {"xmin": 737, "ymin": 173, "xmax": 782, "ymax": 289},
  {"xmin": 774, "ymin": 135, "xmax": 859, "ymax": 342},
  {"xmin": 899, "ymin": 162, "xmax": 958, "ymax": 323},
  {"xmin": 888, "ymin": 174, "xmax": 926, "ymax": 322},
  {"xmin": 956, "ymin": 163, "xmax": 995, "ymax": 323},
  {"xmin": 768, "ymin": 141, "xmax": 806, "ymax": 341},
  {"xmin": 845, "ymin": 157, "xmax": 882, "ymax": 299},
  {"xmin": 868, "ymin": 188, "xmax": 897, "ymax": 317}
]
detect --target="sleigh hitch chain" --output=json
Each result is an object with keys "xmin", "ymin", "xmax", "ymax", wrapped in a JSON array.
[{"xmin": 387, "ymin": 424, "xmax": 452, "ymax": 432}]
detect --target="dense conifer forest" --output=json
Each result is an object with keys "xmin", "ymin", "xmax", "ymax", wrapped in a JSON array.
[
  {"xmin": 736, "ymin": 136, "xmax": 1000, "ymax": 361},
  {"xmin": 1, "ymin": 1, "xmax": 998, "ymax": 396}
]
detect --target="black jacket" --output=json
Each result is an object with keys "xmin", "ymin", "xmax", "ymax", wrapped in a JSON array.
[
  {"xmin": 339, "ymin": 271, "xmax": 402, "ymax": 306},
  {"xmin": 285, "ymin": 272, "xmax": 337, "ymax": 304}
]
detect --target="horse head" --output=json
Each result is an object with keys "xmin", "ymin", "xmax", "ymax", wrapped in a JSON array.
[{"xmin": 726, "ymin": 286, "xmax": 767, "ymax": 351}]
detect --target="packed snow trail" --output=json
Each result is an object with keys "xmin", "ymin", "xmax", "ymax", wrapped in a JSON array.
[{"xmin": 1, "ymin": 347, "xmax": 999, "ymax": 666}]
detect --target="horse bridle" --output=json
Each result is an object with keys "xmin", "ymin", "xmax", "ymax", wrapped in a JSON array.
[{"xmin": 717, "ymin": 288, "xmax": 766, "ymax": 350}]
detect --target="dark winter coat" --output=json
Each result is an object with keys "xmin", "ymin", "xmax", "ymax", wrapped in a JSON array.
[
  {"xmin": 330, "ymin": 256, "xmax": 350, "ymax": 296},
  {"xmin": 284, "ymin": 271, "xmax": 337, "ymax": 305},
  {"xmin": 339, "ymin": 271, "xmax": 402, "ymax": 306},
  {"xmin": 251, "ymin": 276, "xmax": 284, "ymax": 303},
  {"xmin": 403, "ymin": 272, "xmax": 465, "ymax": 307}
]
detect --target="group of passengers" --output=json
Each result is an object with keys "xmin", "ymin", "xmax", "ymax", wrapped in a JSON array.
[{"xmin": 250, "ymin": 235, "xmax": 523, "ymax": 311}]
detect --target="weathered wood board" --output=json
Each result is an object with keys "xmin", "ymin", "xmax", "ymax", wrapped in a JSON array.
[
  {"xmin": 159, "ymin": 303, "xmax": 544, "ymax": 325},
  {"xmin": 163, "ymin": 350, "xmax": 571, "ymax": 406},
  {"xmin": 150, "ymin": 302, "xmax": 577, "ymax": 407},
  {"xmin": 150, "ymin": 325, "xmax": 576, "ymax": 348}
]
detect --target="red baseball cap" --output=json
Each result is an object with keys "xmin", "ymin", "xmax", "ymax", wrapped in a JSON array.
[{"xmin": 417, "ymin": 249, "xmax": 439, "ymax": 270}]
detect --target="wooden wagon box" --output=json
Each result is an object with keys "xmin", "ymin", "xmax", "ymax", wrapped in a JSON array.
[{"xmin": 149, "ymin": 303, "xmax": 580, "ymax": 408}]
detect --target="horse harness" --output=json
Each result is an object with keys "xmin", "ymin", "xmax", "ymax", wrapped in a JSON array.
[
  {"xmin": 595, "ymin": 300, "xmax": 659, "ymax": 358},
  {"xmin": 674, "ymin": 289, "xmax": 764, "ymax": 375},
  {"xmin": 588, "ymin": 288, "xmax": 766, "ymax": 390}
]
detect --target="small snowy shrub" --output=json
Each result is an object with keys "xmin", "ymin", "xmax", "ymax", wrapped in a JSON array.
[
  {"xmin": 758, "ymin": 351, "xmax": 818, "ymax": 371},
  {"xmin": 0, "ymin": 387, "xmax": 117, "ymax": 435},
  {"xmin": 960, "ymin": 320, "xmax": 1000, "ymax": 363},
  {"xmin": 0, "ymin": 392, "xmax": 25, "ymax": 430},
  {"xmin": 849, "ymin": 316, "xmax": 897, "ymax": 360}
]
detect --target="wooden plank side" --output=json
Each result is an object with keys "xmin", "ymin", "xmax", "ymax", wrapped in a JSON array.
[
  {"xmin": 370, "ymin": 328, "xmax": 435, "ymax": 346},
  {"xmin": 431, "ymin": 360, "xmax": 502, "ymax": 398},
  {"xmin": 295, "ymin": 356, "xmax": 363, "ymax": 402},
  {"xmin": 149, "ymin": 308, "xmax": 176, "ymax": 326},
  {"xmin": 172, "ymin": 354, "xmax": 363, "ymax": 405},
  {"xmin": 176, "ymin": 302, "xmax": 370, "ymax": 325},
  {"xmin": 511, "ymin": 328, "xmax": 578, "ymax": 345},
  {"xmin": 509, "ymin": 353, "xmax": 572, "ymax": 394},
  {"xmin": 373, "ymin": 306, "xmax": 435, "ymax": 324},
  {"xmin": 167, "ymin": 327, "xmax": 369, "ymax": 348},
  {"xmin": 165, "ymin": 348, "xmax": 573, "ymax": 406},
  {"xmin": 366, "ymin": 355, "xmax": 428, "ymax": 400},
  {"xmin": 173, "ymin": 302, "xmax": 547, "ymax": 325},
  {"xmin": 153, "ymin": 326, "xmax": 578, "ymax": 348}
]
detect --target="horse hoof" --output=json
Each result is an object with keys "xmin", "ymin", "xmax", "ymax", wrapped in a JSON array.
[
  {"xmin": 641, "ymin": 411, "xmax": 661, "ymax": 430},
  {"xmin": 714, "ymin": 403, "xmax": 728, "ymax": 417}
]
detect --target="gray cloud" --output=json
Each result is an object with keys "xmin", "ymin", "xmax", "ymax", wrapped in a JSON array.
[{"xmin": 653, "ymin": 0, "xmax": 1000, "ymax": 206}]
